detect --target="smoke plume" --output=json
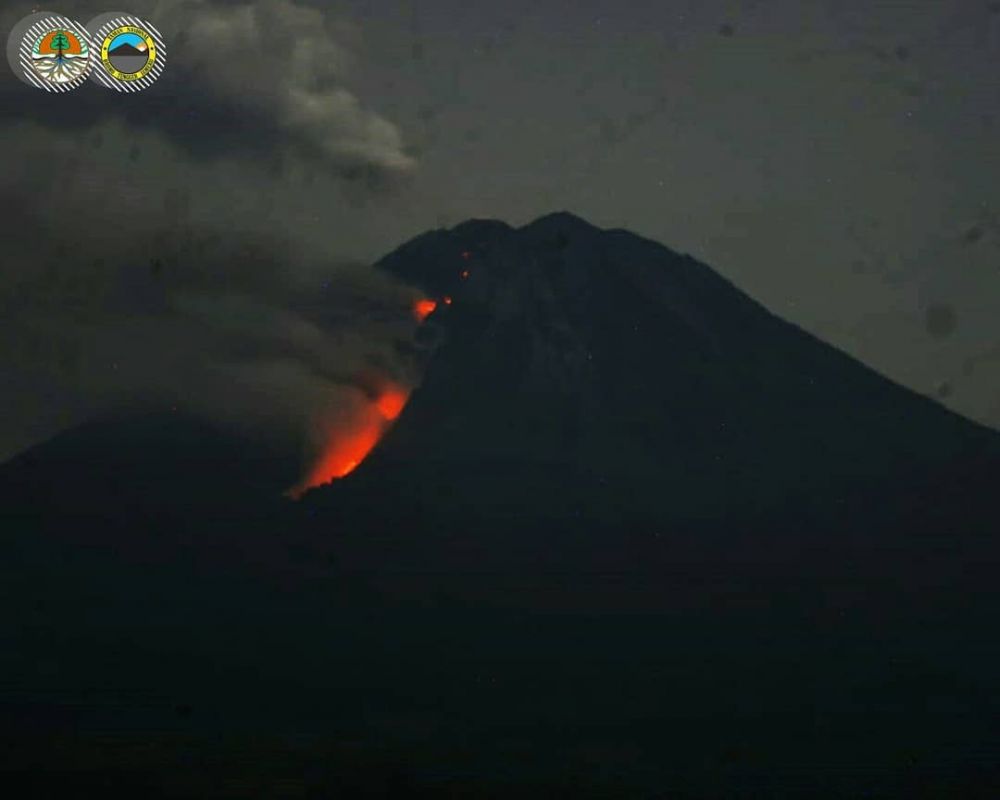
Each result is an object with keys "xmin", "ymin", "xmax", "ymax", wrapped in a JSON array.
[{"xmin": 0, "ymin": 0, "xmax": 421, "ymax": 464}]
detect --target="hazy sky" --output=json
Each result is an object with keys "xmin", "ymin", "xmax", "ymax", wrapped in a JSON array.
[
  {"xmin": 2, "ymin": 0, "xmax": 999, "ymax": 460},
  {"xmin": 338, "ymin": 0, "xmax": 1000, "ymax": 426}
]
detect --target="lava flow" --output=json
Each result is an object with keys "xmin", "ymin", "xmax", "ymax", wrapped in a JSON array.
[
  {"xmin": 286, "ymin": 381, "xmax": 410, "ymax": 500},
  {"xmin": 288, "ymin": 292, "xmax": 443, "ymax": 499},
  {"xmin": 413, "ymin": 298, "xmax": 437, "ymax": 322}
]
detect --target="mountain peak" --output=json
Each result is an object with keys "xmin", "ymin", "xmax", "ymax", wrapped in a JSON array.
[
  {"xmin": 519, "ymin": 210, "xmax": 600, "ymax": 236},
  {"xmin": 449, "ymin": 218, "xmax": 513, "ymax": 237},
  {"xmin": 364, "ymin": 213, "xmax": 999, "ymax": 528},
  {"xmin": 521, "ymin": 210, "xmax": 598, "ymax": 230}
]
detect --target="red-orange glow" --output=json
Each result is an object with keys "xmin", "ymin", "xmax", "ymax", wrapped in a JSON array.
[
  {"xmin": 375, "ymin": 384, "xmax": 408, "ymax": 420},
  {"xmin": 460, "ymin": 269, "xmax": 470, "ymax": 279},
  {"xmin": 413, "ymin": 298, "xmax": 437, "ymax": 322},
  {"xmin": 443, "ymin": 295, "xmax": 452, "ymax": 305},
  {"xmin": 290, "ymin": 422, "xmax": 380, "ymax": 498},
  {"xmin": 287, "ymin": 381, "xmax": 411, "ymax": 500}
]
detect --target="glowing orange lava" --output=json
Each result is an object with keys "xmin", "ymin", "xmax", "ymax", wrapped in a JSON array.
[
  {"xmin": 460, "ymin": 269, "xmax": 470, "ymax": 279},
  {"xmin": 287, "ymin": 381, "xmax": 411, "ymax": 500},
  {"xmin": 375, "ymin": 384, "xmax": 408, "ymax": 420},
  {"xmin": 413, "ymin": 298, "xmax": 437, "ymax": 322},
  {"xmin": 443, "ymin": 295, "xmax": 452, "ymax": 305}
]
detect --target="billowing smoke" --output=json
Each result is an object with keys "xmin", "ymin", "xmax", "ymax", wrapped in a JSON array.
[{"xmin": 0, "ymin": 0, "xmax": 423, "ymax": 466}]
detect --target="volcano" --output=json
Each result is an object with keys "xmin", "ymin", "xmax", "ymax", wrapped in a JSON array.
[
  {"xmin": 314, "ymin": 213, "xmax": 1000, "ymax": 556},
  {"xmin": 2, "ymin": 212, "xmax": 999, "ymax": 795}
]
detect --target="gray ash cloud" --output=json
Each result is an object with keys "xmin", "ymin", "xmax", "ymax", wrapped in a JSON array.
[{"xmin": 0, "ymin": 0, "xmax": 421, "ymax": 461}]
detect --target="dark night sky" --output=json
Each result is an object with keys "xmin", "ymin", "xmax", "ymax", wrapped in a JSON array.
[{"xmin": 2, "ymin": 0, "xmax": 999, "ymax": 461}]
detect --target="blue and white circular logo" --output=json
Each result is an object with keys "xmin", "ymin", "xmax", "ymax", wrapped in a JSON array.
[{"xmin": 87, "ymin": 12, "xmax": 166, "ymax": 92}]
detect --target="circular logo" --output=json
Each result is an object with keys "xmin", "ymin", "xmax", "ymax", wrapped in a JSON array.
[
  {"xmin": 87, "ymin": 14, "xmax": 165, "ymax": 91},
  {"xmin": 103, "ymin": 28, "xmax": 154, "ymax": 78},
  {"xmin": 6, "ymin": 13, "xmax": 93, "ymax": 91}
]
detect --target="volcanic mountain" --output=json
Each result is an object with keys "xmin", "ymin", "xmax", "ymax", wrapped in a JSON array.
[
  {"xmin": 307, "ymin": 212, "xmax": 999, "ymax": 576},
  {"xmin": 2, "ymin": 212, "xmax": 999, "ymax": 795}
]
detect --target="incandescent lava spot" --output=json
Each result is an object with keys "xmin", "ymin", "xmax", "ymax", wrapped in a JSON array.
[
  {"xmin": 375, "ymin": 384, "xmax": 408, "ymax": 420},
  {"xmin": 413, "ymin": 298, "xmax": 438, "ymax": 322},
  {"xmin": 286, "ymin": 381, "xmax": 411, "ymax": 500}
]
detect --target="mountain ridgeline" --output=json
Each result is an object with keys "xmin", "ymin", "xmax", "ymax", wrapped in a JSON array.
[
  {"xmin": 2, "ymin": 212, "xmax": 999, "ymax": 795},
  {"xmin": 315, "ymin": 212, "xmax": 999, "ymax": 549}
]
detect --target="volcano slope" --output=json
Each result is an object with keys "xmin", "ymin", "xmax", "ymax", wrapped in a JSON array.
[
  {"xmin": 2, "ymin": 212, "xmax": 999, "ymax": 796},
  {"xmin": 310, "ymin": 212, "xmax": 998, "ymax": 592}
]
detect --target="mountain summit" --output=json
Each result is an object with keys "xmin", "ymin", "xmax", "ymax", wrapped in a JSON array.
[{"xmin": 317, "ymin": 212, "xmax": 999, "ymax": 545}]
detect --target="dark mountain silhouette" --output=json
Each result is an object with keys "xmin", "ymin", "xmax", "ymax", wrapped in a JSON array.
[
  {"xmin": 2, "ymin": 212, "xmax": 999, "ymax": 796},
  {"xmin": 0, "ymin": 410, "xmax": 298, "ymax": 566},
  {"xmin": 315, "ymin": 211, "xmax": 999, "ymax": 581},
  {"xmin": 108, "ymin": 41, "xmax": 145, "ymax": 57}
]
